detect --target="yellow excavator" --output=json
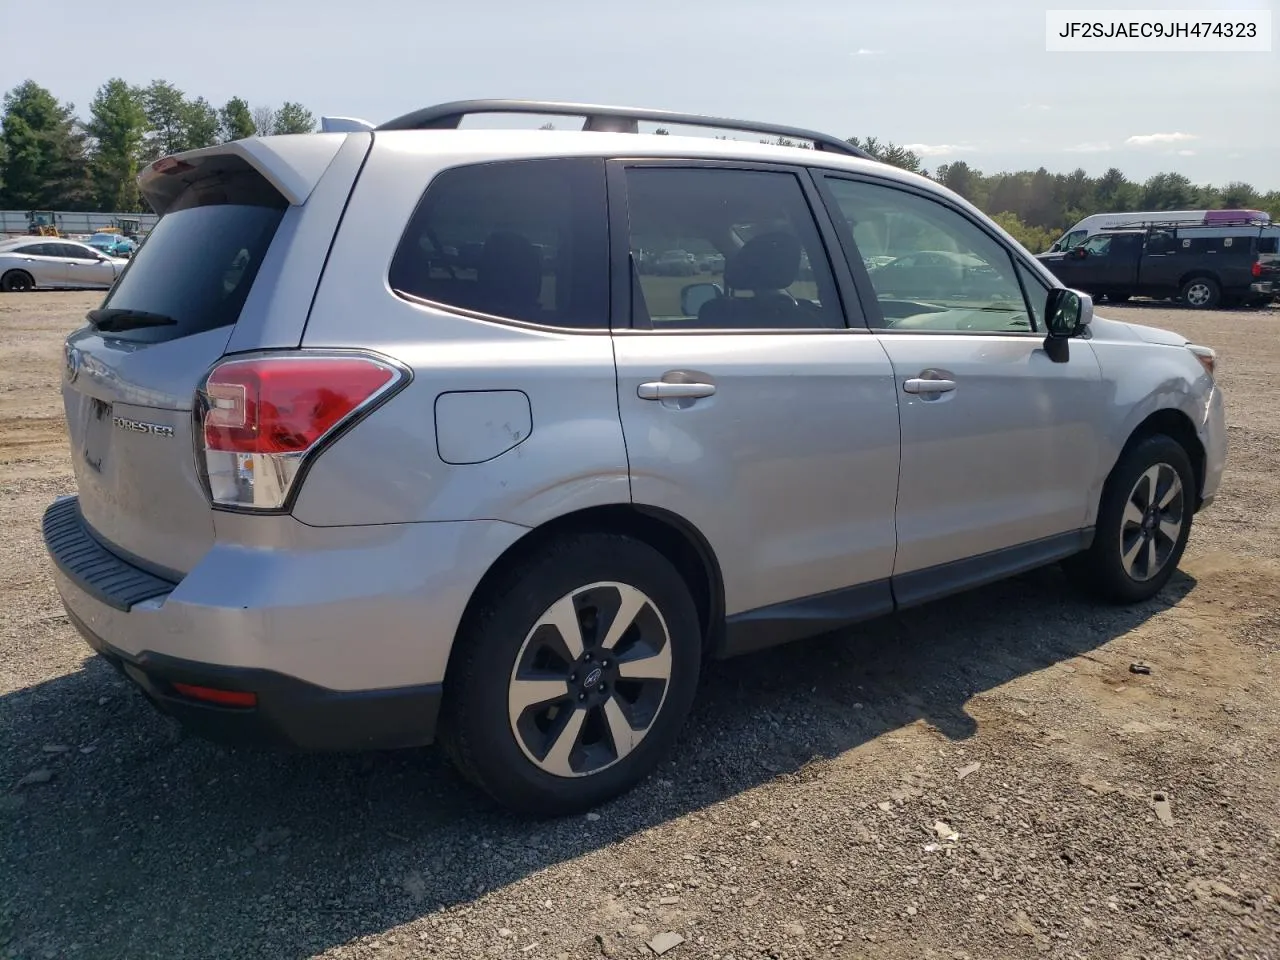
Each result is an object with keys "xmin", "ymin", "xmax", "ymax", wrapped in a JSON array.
[{"xmin": 27, "ymin": 211, "xmax": 59, "ymax": 237}]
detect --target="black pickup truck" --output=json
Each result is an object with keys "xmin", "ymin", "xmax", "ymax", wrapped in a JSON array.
[{"xmin": 1037, "ymin": 223, "xmax": 1276, "ymax": 309}]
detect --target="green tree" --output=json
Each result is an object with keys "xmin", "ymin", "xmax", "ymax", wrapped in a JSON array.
[
  {"xmin": 847, "ymin": 136, "xmax": 921, "ymax": 173},
  {"xmin": 990, "ymin": 211, "xmax": 1058, "ymax": 254},
  {"xmin": 935, "ymin": 161, "xmax": 983, "ymax": 205},
  {"xmin": 220, "ymin": 97, "xmax": 256, "ymax": 141},
  {"xmin": 1220, "ymin": 181, "xmax": 1258, "ymax": 208},
  {"xmin": 181, "ymin": 97, "xmax": 220, "ymax": 150},
  {"xmin": 86, "ymin": 79, "xmax": 147, "ymax": 211},
  {"xmin": 272, "ymin": 101, "xmax": 315, "ymax": 135},
  {"xmin": 1141, "ymin": 172, "xmax": 1195, "ymax": 210},
  {"xmin": 141, "ymin": 79, "xmax": 186, "ymax": 159},
  {"xmin": 0, "ymin": 80, "xmax": 91, "ymax": 209}
]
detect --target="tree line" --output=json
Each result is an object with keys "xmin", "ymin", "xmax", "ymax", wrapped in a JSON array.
[
  {"xmin": 0, "ymin": 79, "xmax": 315, "ymax": 214},
  {"xmin": 2, "ymin": 79, "xmax": 1277, "ymax": 252}
]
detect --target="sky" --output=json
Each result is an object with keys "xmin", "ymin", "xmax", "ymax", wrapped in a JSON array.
[{"xmin": 5, "ymin": 0, "xmax": 1277, "ymax": 190}]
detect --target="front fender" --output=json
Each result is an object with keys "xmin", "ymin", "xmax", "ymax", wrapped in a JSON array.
[{"xmin": 1085, "ymin": 333, "xmax": 1221, "ymax": 523}]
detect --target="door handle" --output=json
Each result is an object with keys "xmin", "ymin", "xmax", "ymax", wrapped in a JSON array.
[
  {"xmin": 903, "ymin": 378, "xmax": 957, "ymax": 395},
  {"xmin": 638, "ymin": 381, "xmax": 717, "ymax": 400}
]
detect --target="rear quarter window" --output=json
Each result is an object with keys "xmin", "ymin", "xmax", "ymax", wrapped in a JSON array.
[
  {"xmin": 388, "ymin": 157, "xmax": 609, "ymax": 329},
  {"xmin": 100, "ymin": 167, "xmax": 287, "ymax": 344}
]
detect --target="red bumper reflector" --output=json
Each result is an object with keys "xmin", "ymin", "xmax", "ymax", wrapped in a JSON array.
[{"xmin": 172, "ymin": 683, "xmax": 258, "ymax": 708}]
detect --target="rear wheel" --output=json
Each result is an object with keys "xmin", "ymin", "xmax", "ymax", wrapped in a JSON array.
[
  {"xmin": 1180, "ymin": 276, "xmax": 1219, "ymax": 309},
  {"xmin": 1, "ymin": 270, "xmax": 34, "ymax": 293},
  {"xmin": 1064, "ymin": 435, "xmax": 1195, "ymax": 604},
  {"xmin": 440, "ymin": 533, "xmax": 702, "ymax": 816}
]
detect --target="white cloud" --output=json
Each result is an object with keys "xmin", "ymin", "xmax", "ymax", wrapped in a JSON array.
[
  {"xmin": 1065, "ymin": 141, "xmax": 1111, "ymax": 153},
  {"xmin": 903, "ymin": 143, "xmax": 973, "ymax": 157},
  {"xmin": 1176, "ymin": 149, "xmax": 1196, "ymax": 156},
  {"xmin": 1021, "ymin": 103, "xmax": 1051, "ymax": 111},
  {"xmin": 1125, "ymin": 132, "xmax": 1199, "ymax": 147},
  {"xmin": 852, "ymin": 48, "xmax": 884, "ymax": 56}
]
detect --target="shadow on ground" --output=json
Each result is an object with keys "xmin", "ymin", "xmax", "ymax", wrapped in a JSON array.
[{"xmin": 1, "ymin": 564, "xmax": 1195, "ymax": 959}]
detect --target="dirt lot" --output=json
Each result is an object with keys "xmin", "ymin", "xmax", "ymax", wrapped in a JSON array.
[{"xmin": 2, "ymin": 292, "xmax": 1278, "ymax": 960}]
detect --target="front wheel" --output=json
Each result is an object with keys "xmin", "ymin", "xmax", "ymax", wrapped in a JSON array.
[
  {"xmin": 440, "ymin": 533, "xmax": 702, "ymax": 816},
  {"xmin": 1064, "ymin": 435, "xmax": 1195, "ymax": 604},
  {"xmin": 1180, "ymin": 276, "xmax": 1220, "ymax": 309}
]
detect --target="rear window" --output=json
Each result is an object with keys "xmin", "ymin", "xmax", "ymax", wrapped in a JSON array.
[
  {"xmin": 1259, "ymin": 235, "xmax": 1279, "ymax": 255},
  {"xmin": 389, "ymin": 158, "xmax": 609, "ymax": 329},
  {"xmin": 100, "ymin": 168, "xmax": 287, "ymax": 343}
]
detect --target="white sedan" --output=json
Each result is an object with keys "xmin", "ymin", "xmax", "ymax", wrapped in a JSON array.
[{"xmin": 0, "ymin": 239, "xmax": 128, "ymax": 292}]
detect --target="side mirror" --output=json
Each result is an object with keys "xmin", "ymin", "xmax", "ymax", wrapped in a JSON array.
[
  {"xmin": 1070, "ymin": 246, "xmax": 1088, "ymax": 260},
  {"xmin": 1045, "ymin": 288, "xmax": 1092, "ymax": 339},
  {"xmin": 680, "ymin": 282, "xmax": 723, "ymax": 316}
]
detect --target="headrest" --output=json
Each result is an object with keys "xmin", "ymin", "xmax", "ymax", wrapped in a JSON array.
[{"xmin": 725, "ymin": 231, "xmax": 803, "ymax": 291}]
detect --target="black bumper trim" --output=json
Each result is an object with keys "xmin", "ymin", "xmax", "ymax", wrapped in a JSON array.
[
  {"xmin": 42, "ymin": 496, "xmax": 176, "ymax": 612},
  {"xmin": 68, "ymin": 611, "xmax": 442, "ymax": 752}
]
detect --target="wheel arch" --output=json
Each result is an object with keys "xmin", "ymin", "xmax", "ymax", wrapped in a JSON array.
[
  {"xmin": 1178, "ymin": 269, "xmax": 1221, "ymax": 289},
  {"xmin": 449, "ymin": 503, "xmax": 726, "ymax": 668},
  {"xmin": 1111, "ymin": 408, "xmax": 1207, "ymax": 507}
]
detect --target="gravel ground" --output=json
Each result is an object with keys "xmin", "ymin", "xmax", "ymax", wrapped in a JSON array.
[{"xmin": 2, "ymin": 292, "xmax": 1278, "ymax": 960}]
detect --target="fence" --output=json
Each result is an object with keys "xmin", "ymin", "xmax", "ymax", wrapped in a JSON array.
[{"xmin": 0, "ymin": 210, "xmax": 159, "ymax": 238}]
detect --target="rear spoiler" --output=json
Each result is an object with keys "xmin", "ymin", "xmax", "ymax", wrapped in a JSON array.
[
  {"xmin": 138, "ymin": 134, "xmax": 359, "ymax": 216},
  {"xmin": 321, "ymin": 116, "xmax": 376, "ymax": 133}
]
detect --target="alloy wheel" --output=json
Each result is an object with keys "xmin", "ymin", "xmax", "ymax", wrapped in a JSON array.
[
  {"xmin": 1185, "ymin": 282, "xmax": 1212, "ymax": 307},
  {"xmin": 507, "ymin": 582, "xmax": 672, "ymax": 778},
  {"xmin": 1119, "ymin": 462, "xmax": 1185, "ymax": 582}
]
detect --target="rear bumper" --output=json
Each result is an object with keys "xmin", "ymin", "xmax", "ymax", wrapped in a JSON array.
[
  {"xmin": 69, "ymin": 608, "xmax": 442, "ymax": 751},
  {"xmin": 42, "ymin": 495, "xmax": 529, "ymax": 750}
]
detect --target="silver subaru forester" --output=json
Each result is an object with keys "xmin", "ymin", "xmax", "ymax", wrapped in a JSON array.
[{"xmin": 42, "ymin": 100, "xmax": 1226, "ymax": 816}]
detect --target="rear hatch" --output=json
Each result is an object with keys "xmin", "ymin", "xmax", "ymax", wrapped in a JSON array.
[{"xmin": 62, "ymin": 135, "xmax": 365, "ymax": 578}]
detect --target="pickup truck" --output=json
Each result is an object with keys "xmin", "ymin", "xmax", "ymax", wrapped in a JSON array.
[{"xmin": 1037, "ymin": 224, "xmax": 1275, "ymax": 309}]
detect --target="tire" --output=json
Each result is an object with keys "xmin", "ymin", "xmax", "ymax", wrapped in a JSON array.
[
  {"xmin": 1180, "ymin": 276, "xmax": 1219, "ymax": 309},
  {"xmin": 1, "ymin": 270, "xmax": 35, "ymax": 293},
  {"xmin": 439, "ymin": 533, "xmax": 702, "ymax": 816},
  {"xmin": 1064, "ymin": 434, "xmax": 1195, "ymax": 604},
  {"xmin": 1109, "ymin": 292, "xmax": 1132, "ymax": 303}
]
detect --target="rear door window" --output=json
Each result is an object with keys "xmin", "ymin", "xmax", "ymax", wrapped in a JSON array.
[
  {"xmin": 620, "ymin": 166, "xmax": 847, "ymax": 330},
  {"xmin": 57, "ymin": 243, "xmax": 96, "ymax": 260},
  {"xmin": 388, "ymin": 157, "xmax": 609, "ymax": 329},
  {"xmin": 99, "ymin": 166, "xmax": 287, "ymax": 343}
]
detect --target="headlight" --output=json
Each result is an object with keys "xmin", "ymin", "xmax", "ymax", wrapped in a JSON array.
[{"xmin": 1187, "ymin": 344, "xmax": 1216, "ymax": 378}]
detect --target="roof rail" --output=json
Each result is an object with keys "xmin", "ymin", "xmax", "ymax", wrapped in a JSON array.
[{"xmin": 374, "ymin": 99, "xmax": 875, "ymax": 160}]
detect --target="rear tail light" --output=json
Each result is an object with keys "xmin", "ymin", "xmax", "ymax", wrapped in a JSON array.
[
  {"xmin": 1252, "ymin": 261, "xmax": 1264, "ymax": 278},
  {"xmin": 196, "ymin": 352, "xmax": 407, "ymax": 510}
]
